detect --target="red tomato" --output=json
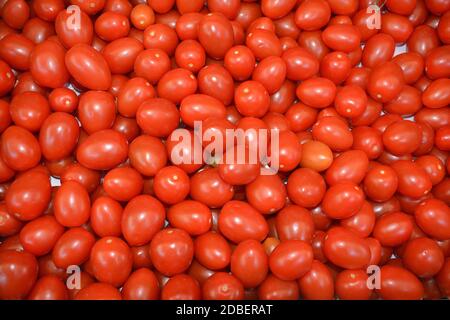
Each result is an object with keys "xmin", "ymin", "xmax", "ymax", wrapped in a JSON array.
[
  {"xmin": 121, "ymin": 195, "xmax": 165, "ymax": 246},
  {"xmin": 150, "ymin": 228, "xmax": 194, "ymax": 276},
  {"xmin": 0, "ymin": 250, "xmax": 38, "ymax": 299},
  {"xmin": 52, "ymin": 227, "xmax": 95, "ymax": 269},
  {"xmin": 231, "ymin": 239, "xmax": 268, "ymax": 288},
  {"xmin": 377, "ymin": 265, "xmax": 424, "ymax": 300},
  {"xmin": 269, "ymin": 240, "xmax": 313, "ymax": 280},
  {"xmin": 90, "ymin": 236, "xmax": 133, "ymax": 287},
  {"xmin": 323, "ymin": 226, "xmax": 371, "ymax": 269},
  {"xmin": 202, "ymin": 272, "xmax": 244, "ymax": 300},
  {"xmin": 54, "ymin": 181, "xmax": 90, "ymax": 227},
  {"xmin": 298, "ymin": 260, "xmax": 334, "ymax": 300},
  {"xmin": 6, "ymin": 171, "xmax": 50, "ymax": 221}
]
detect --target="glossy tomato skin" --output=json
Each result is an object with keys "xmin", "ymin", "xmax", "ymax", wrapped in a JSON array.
[
  {"xmin": 373, "ymin": 212, "xmax": 414, "ymax": 247},
  {"xmin": 190, "ymin": 168, "xmax": 234, "ymax": 208},
  {"xmin": 415, "ymin": 199, "xmax": 450, "ymax": 240},
  {"xmin": 39, "ymin": 112, "xmax": 80, "ymax": 161},
  {"xmin": 269, "ymin": 240, "xmax": 314, "ymax": 280},
  {"xmin": 75, "ymin": 283, "xmax": 122, "ymax": 300},
  {"xmin": 90, "ymin": 196, "xmax": 123, "ymax": 237},
  {"xmin": 322, "ymin": 182, "xmax": 365, "ymax": 219},
  {"xmin": 194, "ymin": 231, "xmax": 231, "ymax": 270},
  {"xmin": 103, "ymin": 167, "xmax": 143, "ymax": 202},
  {"xmin": 335, "ymin": 269, "xmax": 372, "ymax": 300},
  {"xmin": 52, "ymin": 227, "xmax": 96, "ymax": 269},
  {"xmin": 150, "ymin": 228, "xmax": 194, "ymax": 276},
  {"xmin": 275, "ymin": 205, "xmax": 315, "ymax": 242},
  {"xmin": 65, "ymin": 44, "xmax": 111, "ymax": 90},
  {"xmin": 28, "ymin": 275, "xmax": 69, "ymax": 300},
  {"xmin": 19, "ymin": 215, "xmax": 64, "ymax": 256},
  {"xmin": 0, "ymin": 250, "xmax": 38, "ymax": 300},
  {"xmin": 391, "ymin": 160, "xmax": 432, "ymax": 199},
  {"xmin": 30, "ymin": 39, "xmax": 69, "ymax": 88},
  {"xmin": 1, "ymin": 126, "xmax": 41, "ymax": 172},
  {"xmin": 218, "ymin": 201, "xmax": 269, "ymax": 243},
  {"xmin": 258, "ymin": 274, "xmax": 299, "ymax": 300},
  {"xmin": 231, "ymin": 239, "xmax": 268, "ymax": 288},
  {"xmin": 55, "ymin": 9, "xmax": 93, "ymax": 48},
  {"xmin": 78, "ymin": 91, "xmax": 116, "ymax": 134},
  {"xmin": 202, "ymin": 272, "xmax": 244, "ymax": 300},
  {"xmin": 54, "ymin": 181, "xmax": 90, "ymax": 227},
  {"xmin": 121, "ymin": 195, "xmax": 165, "ymax": 246},
  {"xmin": 298, "ymin": 260, "xmax": 334, "ymax": 300},
  {"xmin": 90, "ymin": 236, "xmax": 133, "ymax": 287},
  {"xmin": 323, "ymin": 226, "xmax": 371, "ymax": 269},
  {"xmin": 167, "ymin": 200, "xmax": 211, "ymax": 236},
  {"xmin": 245, "ymin": 174, "xmax": 287, "ymax": 214},
  {"xmin": 77, "ymin": 130, "xmax": 128, "ymax": 171},
  {"xmin": 6, "ymin": 171, "xmax": 51, "ymax": 221},
  {"xmin": 122, "ymin": 268, "xmax": 160, "ymax": 300},
  {"xmin": 377, "ymin": 265, "xmax": 424, "ymax": 300},
  {"xmin": 403, "ymin": 237, "xmax": 445, "ymax": 278}
]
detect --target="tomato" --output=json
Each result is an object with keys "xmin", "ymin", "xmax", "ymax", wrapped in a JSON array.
[
  {"xmin": 363, "ymin": 164, "xmax": 398, "ymax": 202},
  {"xmin": 218, "ymin": 200, "xmax": 269, "ymax": 243},
  {"xmin": 61, "ymin": 163, "xmax": 100, "ymax": 193},
  {"xmin": 122, "ymin": 268, "xmax": 160, "ymax": 300},
  {"xmin": 257, "ymin": 274, "xmax": 299, "ymax": 300},
  {"xmin": 422, "ymin": 79, "xmax": 450, "ymax": 109},
  {"xmin": 194, "ymin": 231, "xmax": 231, "ymax": 270},
  {"xmin": 246, "ymin": 29, "xmax": 282, "ymax": 60},
  {"xmin": 39, "ymin": 112, "xmax": 80, "ymax": 161},
  {"xmin": 391, "ymin": 160, "xmax": 432, "ymax": 198},
  {"xmin": 382, "ymin": 120, "xmax": 421, "ymax": 156},
  {"xmin": 298, "ymin": 260, "xmax": 334, "ymax": 300},
  {"xmin": 377, "ymin": 265, "xmax": 424, "ymax": 300},
  {"xmin": 75, "ymin": 283, "xmax": 122, "ymax": 300},
  {"xmin": 373, "ymin": 211, "xmax": 414, "ymax": 247},
  {"xmin": 65, "ymin": 44, "xmax": 111, "ymax": 90},
  {"xmin": 276, "ymin": 205, "xmax": 315, "ymax": 242},
  {"xmin": 436, "ymin": 258, "xmax": 450, "ymax": 297},
  {"xmin": 167, "ymin": 200, "xmax": 211, "ymax": 235},
  {"xmin": 162, "ymin": 274, "xmax": 201, "ymax": 300},
  {"xmin": 28, "ymin": 275, "xmax": 68, "ymax": 300},
  {"xmin": 202, "ymin": 272, "xmax": 244, "ymax": 300},
  {"xmin": 415, "ymin": 199, "xmax": 450, "ymax": 240},
  {"xmin": 90, "ymin": 236, "xmax": 133, "ymax": 287},
  {"xmin": 322, "ymin": 24, "xmax": 360, "ymax": 53},
  {"xmin": 282, "ymin": 47, "xmax": 319, "ymax": 82},
  {"xmin": 403, "ymin": 237, "xmax": 445, "ymax": 278},
  {"xmin": 299, "ymin": 140, "xmax": 333, "ymax": 172},
  {"xmin": 322, "ymin": 182, "xmax": 365, "ymax": 219},
  {"xmin": 55, "ymin": 9, "xmax": 93, "ymax": 48},
  {"xmin": 408, "ymin": 25, "xmax": 440, "ymax": 57},
  {"xmin": 224, "ymin": 45, "xmax": 255, "ymax": 81},
  {"xmin": 102, "ymin": 38, "xmax": 143, "ymax": 74},
  {"xmin": 287, "ymin": 168, "xmax": 325, "ymax": 208},
  {"xmin": 269, "ymin": 240, "xmax": 313, "ymax": 280},
  {"xmin": 19, "ymin": 215, "xmax": 64, "ymax": 256},
  {"xmin": 54, "ymin": 181, "xmax": 90, "ymax": 227},
  {"xmin": 77, "ymin": 130, "xmax": 128, "ymax": 170},
  {"xmin": 1, "ymin": 126, "xmax": 41, "ymax": 171},
  {"xmin": 296, "ymin": 77, "xmax": 336, "ymax": 109},
  {"xmin": 0, "ymin": 250, "xmax": 38, "ymax": 299},
  {"xmin": 0, "ymin": 203, "xmax": 22, "ymax": 237},
  {"xmin": 52, "ymin": 227, "xmax": 95, "ymax": 269},
  {"xmin": 90, "ymin": 196, "xmax": 123, "ymax": 237},
  {"xmin": 150, "ymin": 228, "xmax": 194, "ymax": 276},
  {"xmin": 180, "ymin": 94, "xmax": 226, "ymax": 127},
  {"xmin": 245, "ymin": 174, "xmax": 286, "ymax": 214},
  {"xmin": 235, "ymin": 81, "xmax": 270, "ymax": 118},
  {"xmin": 231, "ymin": 239, "xmax": 268, "ymax": 288},
  {"xmin": 6, "ymin": 171, "xmax": 51, "ymax": 221},
  {"xmin": 190, "ymin": 168, "xmax": 234, "ymax": 208},
  {"xmin": 335, "ymin": 269, "xmax": 372, "ymax": 300},
  {"xmin": 121, "ymin": 195, "xmax": 165, "ymax": 246},
  {"xmin": 323, "ymin": 226, "xmax": 371, "ymax": 269}
]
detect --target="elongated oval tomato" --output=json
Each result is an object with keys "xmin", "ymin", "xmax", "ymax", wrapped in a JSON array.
[
  {"xmin": 30, "ymin": 39, "xmax": 69, "ymax": 88},
  {"xmin": 76, "ymin": 130, "xmax": 128, "ymax": 171},
  {"xmin": 65, "ymin": 44, "xmax": 111, "ymax": 90}
]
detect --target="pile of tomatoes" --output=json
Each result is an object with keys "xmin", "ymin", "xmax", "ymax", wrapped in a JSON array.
[{"xmin": 0, "ymin": 0, "xmax": 450, "ymax": 301}]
